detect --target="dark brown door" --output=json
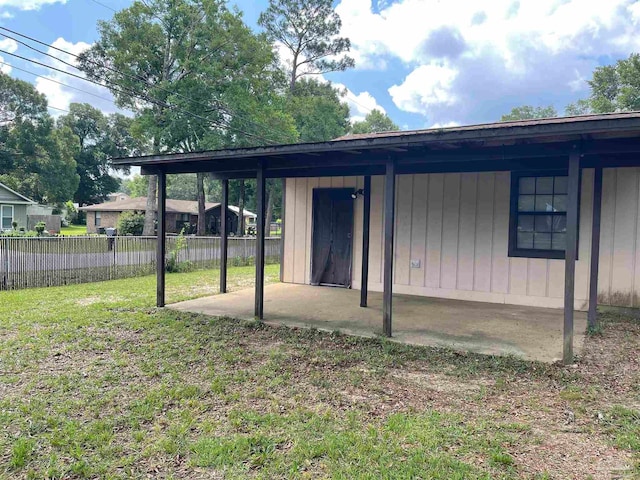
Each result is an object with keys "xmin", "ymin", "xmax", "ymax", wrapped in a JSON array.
[{"xmin": 311, "ymin": 188, "xmax": 354, "ymax": 287}]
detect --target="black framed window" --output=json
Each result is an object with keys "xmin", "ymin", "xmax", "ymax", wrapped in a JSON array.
[{"xmin": 509, "ymin": 171, "xmax": 574, "ymax": 259}]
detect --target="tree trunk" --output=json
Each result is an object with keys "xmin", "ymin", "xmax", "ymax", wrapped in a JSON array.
[
  {"xmin": 238, "ymin": 179, "xmax": 245, "ymax": 236},
  {"xmin": 265, "ymin": 182, "xmax": 274, "ymax": 238},
  {"xmin": 143, "ymin": 175, "xmax": 157, "ymax": 236},
  {"xmin": 196, "ymin": 173, "xmax": 206, "ymax": 235}
]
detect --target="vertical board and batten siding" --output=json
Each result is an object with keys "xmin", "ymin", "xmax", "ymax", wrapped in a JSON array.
[{"xmin": 281, "ymin": 168, "xmax": 640, "ymax": 309}]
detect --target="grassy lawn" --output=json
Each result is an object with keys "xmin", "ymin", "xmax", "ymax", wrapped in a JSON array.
[
  {"xmin": 59, "ymin": 225, "xmax": 88, "ymax": 236},
  {"xmin": 0, "ymin": 266, "xmax": 638, "ymax": 479}
]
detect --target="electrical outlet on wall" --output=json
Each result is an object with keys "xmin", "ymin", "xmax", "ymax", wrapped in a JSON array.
[{"xmin": 410, "ymin": 259, "xmax": 421, "ymax": 269}]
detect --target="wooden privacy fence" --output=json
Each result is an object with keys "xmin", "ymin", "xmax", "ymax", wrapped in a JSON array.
[{"xmin": 0, "ymin": 236, "xmax": 281, "ymax": 290}]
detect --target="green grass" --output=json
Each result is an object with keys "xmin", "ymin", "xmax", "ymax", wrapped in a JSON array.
[
  {"xmin": 59, "ymin": 224, "xmax": 88, "ymax": 236},
  {"xmin": 0, "ymin": 265, "xmax": 637, "ymax": 479}
]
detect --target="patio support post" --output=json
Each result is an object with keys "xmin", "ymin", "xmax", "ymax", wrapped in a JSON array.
[
  {"xmin": 156, "ymin": 171, "xmax": 167, "ymax": 308},
  {"xmin": 280, "ymin": 178, "xmax": 286, "ymax": 283},
  {"xmin": 588, "ymin": 166, "xmax": 603, "ymax": 330},
  {"xmin": 383, "ymin": 160, "xmax": 396, "ymax": 336},
  {"xmin": 220, "ymin": 178, "xmax": 229, "ymax": 294},
  {"xmin": 564, "ymin": 150, "xmax": 581, "ymax": 365},
  {"xmin": 360, "ymin": 175, "xmax": 371, "ymax": 308},
  {"xmin": 255, "ymin": 161, "xmax": 266, "ymax": 320}
]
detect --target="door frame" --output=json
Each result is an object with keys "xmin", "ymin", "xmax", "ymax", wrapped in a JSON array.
[{"xmin": 310, "ymin": 187, "xmax": 355, "ymax": 288}]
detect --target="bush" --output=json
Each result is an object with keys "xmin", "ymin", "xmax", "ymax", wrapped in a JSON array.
[
  {"xmin": 34, "ymin": 222, "xmax": 46, "ymax": 236},
  {"xmin": 117, "ymin": 211, "xmax": 145, "ymax": 236}
]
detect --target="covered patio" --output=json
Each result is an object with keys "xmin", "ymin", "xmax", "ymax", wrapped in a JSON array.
[
  {"xmin": 113, "ymin": 113, "xmax": 640, "ymax": 365},
  {"xmin": 170, "ymin": 283, "xmax": 588, "ymax": 362}
]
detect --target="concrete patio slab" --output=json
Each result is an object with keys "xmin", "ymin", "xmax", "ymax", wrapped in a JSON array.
[{"xmin": 169, "ymin": 283, "xmax": 587, "ymax": 363}]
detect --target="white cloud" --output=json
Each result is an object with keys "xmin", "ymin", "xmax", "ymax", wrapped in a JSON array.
[
  {"xmin": 0, "ymin": 37, "xmax": 17, "ymax": 73},
  {"xmin": 335, "ymin": 0, "xmax": 640, "ymax": 123},
  {"xmin": 0, "ymin": 0, "xmax": 66, "ymax": 10},
  {"xmin": 32, "ymin": 37, "xmax": 120, "ymax": 116},
  {"xmin": 388, "ymin": 63, "xmax": 458, "ymax": 113},
  {"xmin": 334, "ymin": 82, "xmax": 386, "ymax": 122},
  {"xmin": 428, "ymin": 121, "xmax": 460, "ymax": 129},
  {"xmin": 0, "ymin": 11, "xmax": 14, "ymax": 18}
]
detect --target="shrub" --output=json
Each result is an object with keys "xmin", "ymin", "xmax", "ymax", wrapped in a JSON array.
[
  {"xmin": 166, "ymin": 229, "xmax": 193, "ymax": 273},
  {"xmin": 117, "ymin": 211, "xmax": 145, "ymax": 236},
  {"xmin": 34, "ymin": 222, "xmax": 46, "ymax": 236}
]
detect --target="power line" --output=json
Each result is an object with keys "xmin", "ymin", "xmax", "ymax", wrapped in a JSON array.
[
  {"xmin": 0, "ymin": 47, "xmax": 277, "ymax": 144},
  {"xmin": 0, "ymin": 26, "xmax": 283, "ymax": 141},
  {"xmin": 88, "ymin": 0, "xmax": 116, "ymax": 12},
  {"xmin": 0, "ymin": 60, "xmax": 119, "ymax": 105}
]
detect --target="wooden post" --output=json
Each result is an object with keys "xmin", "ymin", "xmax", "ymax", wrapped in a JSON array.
[
  {"xmin": 564, "ymin": 151, "xmax": 580, "ymax": 365},
  {"xmin": 360, "ymin": 175, "xmax": 371, "ymax": 307},
  {"xmin": 280, "ymin": 178, "xmax": 286, "ymax": 283},
  {"xmin": 588, "ymin": 166, "xmax": 603, "ymax": 330},
  {"xmin": 156, "ymin": 171, "xmax": 166, "ymax": 308},
  {"xmin": 255, "ymin": 162, "xmax": 266, "ymax": 320},
  {"xmin": 220, "ymin": 178, "xmax": 229, "ymax": 294},
  {"xmin": 383, "ymin": 161, "xmax": 395, "ymax": 336}
]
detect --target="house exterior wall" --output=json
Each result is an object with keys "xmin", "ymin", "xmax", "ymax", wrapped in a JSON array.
[
  {"xmin": 86, "ymin": 211, "xmax": 184, "ymax": 234},
  {"xmin": 282, "ymin": 168, "xmax": 640, "ymax": 310},
  {"xmin": 0, "ymin": 203, "xmax": 28, "ymax": 230}
]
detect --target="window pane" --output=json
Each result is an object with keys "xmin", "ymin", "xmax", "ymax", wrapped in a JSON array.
[
  {"xmin": 518, "ymin": 215, "xmax": 534, "ymax": 232},
  {"xmin": 534, "ymin": 215, "xmax": 553, "ymax": 233},
  {"xmin": 553, "ymin": 195, "xmax": 567, "ymax": 212},
  {"xmin": 519, "ymin": 177, "xmax": 535, "ymax": 194},
  {"xmin": 517, "ymin": 232, "xmax": 534, "ymax": 249},
  {"xmin": 536, "ymin": 177, "xmax": 554, "ymax": 194},
  {"xmin": 535, "ymin": 195, "xmax": 554, "ymax": 211},
  {"xmin": 552, "ymin": 233, "xmax": 566, "ymax": 250},
  {"xmin": 552, "ymin": 215, "xmax": 567, "ymax": 232},
  {"xmin": 534, "ymin": 233, "xmax": 552, "ymax": 250},
  {"xmin": 554, "ymin": 176, "xmax": 568, "ymax": 194},
  {"xmin": 1, "ymin": 205, "xmax": 10, "ymax": 216},
  {"xmin": 518, "ymin": 195, "xmax": 535, "ymax": 211},
  {"xmin": 1, "ymin": 217, "xmax": 11, "ymax": 229}
]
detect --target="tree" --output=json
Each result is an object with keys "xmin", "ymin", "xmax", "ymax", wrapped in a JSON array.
[
  {"xmin": 288, "ymin": 78, "xmax": 350, "ymax": 142},
  {"xmin": 570, "ymin": 54, "xmax": 640, "ymax": 114},
  {"xmin": 500, "ymin": 105, "xmax": 558, "ymax": 121},
  {"xmin": 0, "ymin": 72, "xmax": 79, "ymax": 203},
  {"xmin": 58, "ymin": 103, "xmax": 142, "ymax": 206},
  {"xmin": 564, "ymin": 99, "xmax": 592, "ymax": 116},
  {"xmin": 80, "ymin": 0, "xmax": 297, "ymax": 235},
  {"xmin": 350, "ymin": 109, "xmax": 398, "ymax": 134},
  {"xmin": 259, "ymin": 0, "xmax": 355, "ymax": 91}
]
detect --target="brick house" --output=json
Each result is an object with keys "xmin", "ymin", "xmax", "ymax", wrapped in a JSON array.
[{"xmin": 79, "ymin": 197, "xmax": 255, "ymax": 235}]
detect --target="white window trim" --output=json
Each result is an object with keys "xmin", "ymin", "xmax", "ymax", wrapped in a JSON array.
[{"xmin": 1, "ymin": 204, "xmax": 14, "ymax": 231}]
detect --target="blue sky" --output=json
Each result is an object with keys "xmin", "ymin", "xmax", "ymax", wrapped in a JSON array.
[{"xmin": 1, "ymin": 0, "xmax": 640, "ymax": 130}]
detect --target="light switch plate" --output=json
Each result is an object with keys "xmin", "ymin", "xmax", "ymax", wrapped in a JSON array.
[{"xmin": 410, "ymin": 259, "xmax": 421, "ymax": 268}]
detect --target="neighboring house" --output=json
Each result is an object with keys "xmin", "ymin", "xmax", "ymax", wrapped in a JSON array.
[
  {"xmin": 0, "ymin": 182, "xmax": 36, "ymax": 231},
  {"xmin": 106, "ymin": 192, "xmax": 130, "ymax": 202},
  {"xmin": 78, "ymin": 197, "xmax": 256, "ymax": 234}
]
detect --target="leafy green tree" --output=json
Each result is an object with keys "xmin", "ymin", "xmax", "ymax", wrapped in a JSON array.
[
  {"xmin": 350, "ymin": 109, "xmax": 398, "ymax": 134},
  {"xmin": 564, "ymin": 99, "xmax": 592, "ymax": 116},
  {"xmin": 0, "ymin": 72, "xmax": 79, "ymax": 203},
  {"xmin": 80, "ymin": 0, "xmax": 296, "ymax": 235},
  {"xmin": 500, "ymin": 105, "xmax": 558, "ymax": 121},
  {"xmin": 58, "ymin": 103, "xmax": 143, "ymax": 206},
  {"xmin": 570, "ymin": 54, "xmax": 640, "ymax": 114},
  {"xmin": 259, "ymin": 0, "xmax": 355, "ymax": 91},
  {"xmin": 288, "ymin": 78, "xmax": 350, "ymax": 142}
]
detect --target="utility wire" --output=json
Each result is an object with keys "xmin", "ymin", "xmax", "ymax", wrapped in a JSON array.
[
  {"xmin": 0, "ymin": 47, "xmax": 278, "ymax": 144},
  {"xmin": 0, "ymin": 25, "xmax": 283, "ymax": 140},
  {"xmin": 0, "ymin": 60, "xmax": 120, "ymax": 105}
]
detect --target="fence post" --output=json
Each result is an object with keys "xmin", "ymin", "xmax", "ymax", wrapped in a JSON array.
[{"xmin": 1, "ymin": 237, "xmax": 8, "ymax": 290}]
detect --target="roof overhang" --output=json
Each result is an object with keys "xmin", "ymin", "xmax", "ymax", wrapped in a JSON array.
[{"xmin": 113, "ymin": 113, "xmax": 640, "ymax": 178}]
